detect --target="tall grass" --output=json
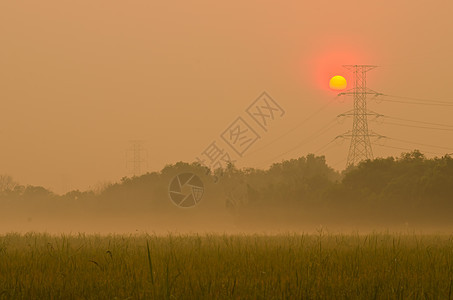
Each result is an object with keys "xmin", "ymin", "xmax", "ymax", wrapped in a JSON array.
[{"xmin": 0, "ymin": 232, "xmax": 452, "ymax": 299}]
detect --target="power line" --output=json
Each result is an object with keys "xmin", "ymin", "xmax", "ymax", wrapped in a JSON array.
[
  {"xmin": 255, "ymin": 118, "xmax": 338, "ymax": 167},
  {"xmin": 371, "ymin": 143, "xmax": 445, "ymax": 156},
  {"xmin": 375, "ymin": 98, "xmax": 453, "ymax": 107},
  {"xmin": 373, "ymin": 95, "xmax": 453, "ymax": 107},
  {"xmin": 382, "ymin": 94, "xmax": 453, "ymax": 105},
  {"xmin": 246, "ymin": 98, "xmax": 335, "ymax": 156},
  {"xmin": 377, "ymin": 121, "xmax": 453, "ymax": 131},
  {"xmin": 381, "ymin": 115, "xmax": 453, "ymax": 128},
  {"xmin": 313, "ymin": 139, "xmax": 336, "ymax": 154},
  {"xmin": 387, "ymin": 137, "xmax": 453, "ymax": 151},
  {"xmin": 339, "ymin": 91, "xmax": 453, "ymax": 105}
]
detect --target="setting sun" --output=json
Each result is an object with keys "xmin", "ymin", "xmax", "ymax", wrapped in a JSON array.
[{"xmin": 329, "ymin": 75, "xmax": 347, "ymax": 90}]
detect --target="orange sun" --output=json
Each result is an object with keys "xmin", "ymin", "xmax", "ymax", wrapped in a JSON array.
[{"xmin": 329, "ymin": 75, "xmax": 347, "ymax": 90}]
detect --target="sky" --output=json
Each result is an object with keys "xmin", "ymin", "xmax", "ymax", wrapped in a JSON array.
[{"xmin": 1, "ymin": 1, "xmax": 453, "ymax": 193}]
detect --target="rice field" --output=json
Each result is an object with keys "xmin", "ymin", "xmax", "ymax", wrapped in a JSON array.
[{"xmin": 0, "ymin": 232, "xmax": 452, "ymax": 299}]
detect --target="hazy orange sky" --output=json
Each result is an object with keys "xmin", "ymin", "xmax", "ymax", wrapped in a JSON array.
[{"xmin": 1, "ymin": 1, "xmax": 453, "ymax": 193}]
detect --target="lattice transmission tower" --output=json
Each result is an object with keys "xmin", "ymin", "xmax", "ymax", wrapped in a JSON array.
[
  {"xmin": 127, "ymin": 140, "xmax": 148, "ymax": 176},
  {"xmin": 337, "ymin": 65, "xmax": 384, "ymax": 167}
]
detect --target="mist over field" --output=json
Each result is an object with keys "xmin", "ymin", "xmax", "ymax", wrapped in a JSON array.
[{"xmin": 1, "ymin": 152, "xmax": 452, "ymax": 235}]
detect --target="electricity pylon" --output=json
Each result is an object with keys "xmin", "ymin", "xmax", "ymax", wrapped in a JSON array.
[
  {"xmin": 337, "ymin": 65, "xmax": 384, "ymax": 167},
  {"xmin": 127, "ymin": 140, "xmax": 147, "ymax": 176}
]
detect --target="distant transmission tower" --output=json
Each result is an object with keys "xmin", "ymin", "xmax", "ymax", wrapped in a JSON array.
[
  {"xmin": 127, "ymin": 140, "xmax": 148, "ymax": 176},
  {"xmin": 337, "ymin": 65, "xmax": 384, "ymax": 167}
]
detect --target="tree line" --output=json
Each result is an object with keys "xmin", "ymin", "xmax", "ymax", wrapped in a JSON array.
[{"xmin": 1, "ymin": 150, "xmax": 452, "ymax": 226}]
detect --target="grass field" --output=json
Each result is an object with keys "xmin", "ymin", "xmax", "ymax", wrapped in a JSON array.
[{"xmin": 0, "ymin": 232, "xmax": 452, "ymax": 299}]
